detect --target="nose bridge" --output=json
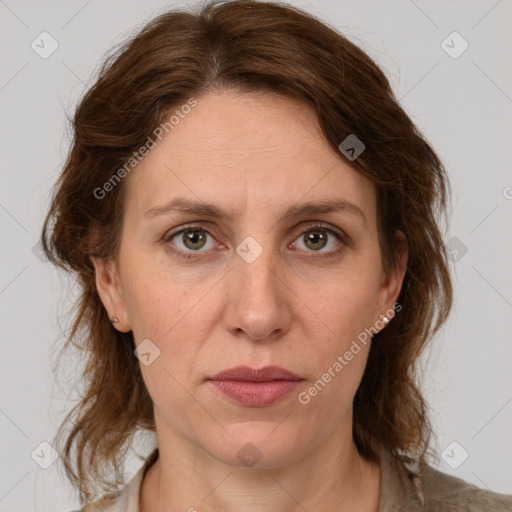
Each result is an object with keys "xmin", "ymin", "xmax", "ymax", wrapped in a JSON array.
[{"xmin": 235, "ymin": 234, "xmax": 279, "ymax": 299}]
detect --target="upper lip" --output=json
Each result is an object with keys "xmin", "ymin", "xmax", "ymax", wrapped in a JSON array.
[{"xmin": 209, "ymin": 365, "xmax": 303, "ymax": 382}]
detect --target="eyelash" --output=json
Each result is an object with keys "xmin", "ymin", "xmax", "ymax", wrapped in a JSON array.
[{"xmin": 162, "ymin": 222, "xmax": 347, "ymax": 261}]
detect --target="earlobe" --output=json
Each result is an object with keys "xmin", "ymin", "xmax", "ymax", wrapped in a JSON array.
[{"xmin": 89, "ymin": 255, "xmax": 131, "ymax": 332}]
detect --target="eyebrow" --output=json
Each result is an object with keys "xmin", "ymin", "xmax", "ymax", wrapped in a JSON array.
[{"xmin": 144, "ymin": 196, "xmax": 367, "ymax": 225}]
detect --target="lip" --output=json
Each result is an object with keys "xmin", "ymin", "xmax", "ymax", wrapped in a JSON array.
[
  {"xmin": 210, "ymin": 365, "xmax": 302, "ymax": 382},
  {"xmin": 208, "ymin": 365, "xmax": 304, "ymax": 407}
]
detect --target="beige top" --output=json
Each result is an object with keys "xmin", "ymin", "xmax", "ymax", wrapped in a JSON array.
[{"xmin": 81, "ymin": 445, "xmax": 512, "ymax": 511}]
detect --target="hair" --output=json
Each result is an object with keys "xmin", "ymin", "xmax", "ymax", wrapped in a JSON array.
[{"xmin": 42, "ymin": 0, "xmax": 453, "ymax": 505}]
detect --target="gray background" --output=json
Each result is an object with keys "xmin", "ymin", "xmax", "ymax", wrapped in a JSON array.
[{"xmin": 0, "ymin": 0, "xmax": 511, "ymax": 510}]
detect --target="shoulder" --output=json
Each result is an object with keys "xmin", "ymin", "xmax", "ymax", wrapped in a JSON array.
[
  {"xmin": 79, "ymin": 447, "xmax": 159, "ymax": 512},
  {"xmin": 400, "ymin": 454, "xmax": 512, "ymax": 511},
  {"xmin": 80, "ymin": 491, "xmax": 124, "ymax": 512}
]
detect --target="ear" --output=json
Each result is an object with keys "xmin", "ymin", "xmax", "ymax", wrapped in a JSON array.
[
  {"xmin": 375, "ymin": 229, "xmax": 408, "ymax": 329},
  {"xmin": 90, "ymin": 255, "xmax": 131, "ymax": 333}
]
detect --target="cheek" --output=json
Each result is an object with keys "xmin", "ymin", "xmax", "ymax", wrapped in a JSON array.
[
  {"xmin": 123, "ymin": 271, "xmax": 211, "ymax": 412},
  {"xmin": 295, "ymin": 253, "xmax": 381, "ymax": 395},
  {"xmin": 304, "ymin": 263, "xmax": 381, "ymax": 345},
  {"xmin": 120, "ymin": 256, "xmax": 218, "ymax": 374},
  {"xmin": 120, "ymin": 250, "xmax": 195, "ymax": 334},
  {"xmin": 297, "ymin": 285, "xmax": 374, "ymax": 418}
]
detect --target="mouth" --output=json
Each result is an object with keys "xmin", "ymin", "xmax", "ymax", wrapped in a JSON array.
[{"xmin": 207, "ymin": 365, "xmax": 304, "ymax": 407}]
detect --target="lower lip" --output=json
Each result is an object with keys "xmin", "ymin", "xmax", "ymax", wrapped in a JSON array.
[{"xmin": 208, "ymin": 379, "xmax": 303, "ymax": 407}]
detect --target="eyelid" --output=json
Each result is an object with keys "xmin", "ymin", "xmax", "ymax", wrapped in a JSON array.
[{"xmin": 163, "ymin": 222, "xmax": 221, "ymax": 244}]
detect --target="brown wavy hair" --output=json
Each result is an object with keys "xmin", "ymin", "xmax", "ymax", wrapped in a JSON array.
[{"xmin": 42, "ymin": 0, "xmax": 453, "ymax": 505}]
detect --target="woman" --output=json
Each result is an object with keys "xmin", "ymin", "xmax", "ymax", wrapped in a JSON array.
[{"xmin": 42, "ymin": 1, "xmax": 512, "ymax": 511}]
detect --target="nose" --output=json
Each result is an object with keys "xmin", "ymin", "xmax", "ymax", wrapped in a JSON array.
[{"xmin": 223, "ymin": 241, "xmax": 292, "ymax": 342}]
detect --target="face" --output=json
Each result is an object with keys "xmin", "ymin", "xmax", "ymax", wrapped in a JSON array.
[{"xmin": 92, "ymin": 90, "xmax": 407, "ymax": 468}]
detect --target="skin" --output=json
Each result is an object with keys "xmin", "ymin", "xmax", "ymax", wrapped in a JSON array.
[{"xmin": 91, "ymin": 90, "xmax": 408, "ymax": 512}]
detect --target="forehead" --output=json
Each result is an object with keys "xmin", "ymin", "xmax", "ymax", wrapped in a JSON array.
[{"xmin": 123, "ymin": 91, "xmax": 376, "ymax": 225}]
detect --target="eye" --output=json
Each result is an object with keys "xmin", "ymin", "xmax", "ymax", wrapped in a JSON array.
[
  {"xmin": 165, "ymin": 226, "xmax": 217, "ymax": 254},
  {"xmin": 163, "ymin": 222, "xmax": 346, "ymax": 261},
  {"xmin": 291, "ymin": 224, "xmax": 344, "ymax": 254}
]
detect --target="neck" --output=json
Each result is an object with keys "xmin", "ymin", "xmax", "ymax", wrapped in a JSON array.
[{"xmin": 140, "ymin": 418, "xmax": 381, "ymax": 512}]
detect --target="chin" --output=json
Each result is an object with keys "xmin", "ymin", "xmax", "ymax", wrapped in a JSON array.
[{"xmin": 205, "ymin": 424, "xmax": 305, "ymax": 468}]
